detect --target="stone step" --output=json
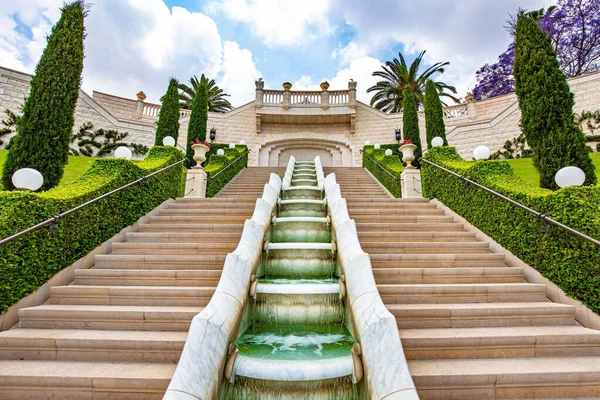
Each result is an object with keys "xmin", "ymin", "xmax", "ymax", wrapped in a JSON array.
[
  {"xmin": 138, "ymin": 223, "xmax": 243, "ymax": 233},
  {"xmin": 174, "ymin": 197, "xmax": 257, "ymax": 204},
  {"xmin": 370, "ymin": 253, "xmax": 506, "ymax": 268},
  {"xmin": 111, "ymin": 242, "xmax": 237, "ymax": 255},
  {"xmin": 345, "ymin": 197, "xmax": 430, "ymax": 203},
  {"xmin": 408, "ymin": 356, "xmax": 600, "ymax": 400},
  {"xmin": 349, "ymin": 208, "xmax": 445, "ymax": 216},
  {"xmin": 165, "ymin": 203, "xmax": 256, "ymax": 210},
  {"xmin": 94, "ymin": 254, "xmax": 225, "ymax": 270},
  {"xmin": 18, "ymin": 305, "xmax": 201, "ymax": 331},
  {"xmin": 400, "ymin": 326, "xmax": 600, "ymax": 360},
  {"xmin": 0, "ymin": 360, "xmax": 175, "ymax": 398},
  {"xmin": 356, "ymin": 222, "xmax": 464, "ymax": 232},
  {"xmin": 358, "ymin": 231, "xmax": 478, "ymax": 242},
  {"xmin": 47, "ymin": 285, "xmax": 214, "ymax": 306},
  {"xmin": 389, "ymin": 302, "xmax": 575, "ymax": 329},
  {"xmin": 377, "ymin": 283, "xmax": 547, "ymax": 304},
  {"xmin": 0, "ymin": 329, "xmax": 186, "ymax": 362},
  {"xmin": 352, "ymin": 215, "xmax": 455, "ymax": 223},
  {"xmin": 159, "ymin": 208, "xmax": 254, "ymax": 215},
  {"xmin": 125, "ymin": 232, "xmax": 241, "ymax": 243},
  {"xmin": 148, "ymin": 215, "xmax": 248, "ymax": 224},
  {"xmin": 362, "ymin": 242, "xmax": 489, "ymax": 254},
  {"xmin": 373, "ymin": 267, "xmax": 524, "ymax": 284},
  {"xmin": 73, "ymin": 269, "xmax": 221, "ymax": 287},
  {"xmin": 347, "ymin": 202, "xmax": 437, "ymax": 209}
]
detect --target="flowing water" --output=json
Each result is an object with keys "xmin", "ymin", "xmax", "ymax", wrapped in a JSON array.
[{"xmin": 221, "ymin": 161, "xmax": 362, "ymax": 399}]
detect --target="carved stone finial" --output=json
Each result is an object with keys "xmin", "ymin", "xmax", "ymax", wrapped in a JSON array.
[
  {"xmin": 348, "ymin": 79, "xmax": 357, "ymax": 90},
  {"xmin": 465, "ymin": 92, "xmax": 475, "ymax": 102},
  {"xmin": 136, "ymin": 91, "xmax": 147, "ymax": 101},
  {"xmin": 320, "ymin": 81, "xmax": 330, "ymax": 90},
  {"xmin": 282, "ymin": 82, "xmax": 292, "ymax": 91},
  {"xmin": 255, "ymin": 78, "xmax": 264, "ymax": 89}
]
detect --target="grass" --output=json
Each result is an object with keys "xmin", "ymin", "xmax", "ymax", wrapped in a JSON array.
[
  {"xmin": 505, "ymin": 153, "xmax": 600, "ymax": 186},
  {"xmin": 0, "ymin": 149, "xmax": 96, "ymax": 189}
]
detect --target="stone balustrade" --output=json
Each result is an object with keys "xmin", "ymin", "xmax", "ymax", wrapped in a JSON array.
[
  {"xmin": 443, "ymin": 103, "xmax": 469, "ymax": 119},
  {"xmin": 141, "ymin": 102, "xmax": 161, "ymax": 118}
]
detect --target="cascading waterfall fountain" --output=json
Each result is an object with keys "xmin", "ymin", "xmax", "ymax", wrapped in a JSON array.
[{"xmin": 220, "ymin": 159, "xmax": 364, "ymax": 399}]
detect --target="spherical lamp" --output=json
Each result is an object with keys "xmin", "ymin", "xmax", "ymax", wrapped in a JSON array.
[
  {"xmin": 217, "ymin": 149, "xmax": 225, "ymax": 156},
  {"xmin": 162, "ymin": 136, "xmax": 176, "ymax": 147},
  {"xmin": 473, "ymin": 145, "xmax": 491, "ymax": 160},
  {"xmin": 431, "ymin": 136, "xmax": 444, "ymax": 147},
  {"xmin": 12, "ymin": 168, "xmax": 44, "ymax": 191},
  {"xmin": 385, "ymin": 149, "xmax": 393, "ymax": 156},
  {"xmin": 240, "ymin": 140, "xmax": 245, "ymax": 145},
  {"xmin": 229, "ymin": 143, "xmax": 235, "ymax": 149},
  {"xmin": 114, "ymin": 146, "xmax": 132, "ymax": 160},
  {"xmin": 555, "ymin": 166, "xmax": 586, "ymax": 188},
  {"xmin": 374, "ymin": 143, "xmax": 381, "ymax": 149},
  {"xmin": 364, "ymin": 140, "xmax": 371, "ymax": 145}
]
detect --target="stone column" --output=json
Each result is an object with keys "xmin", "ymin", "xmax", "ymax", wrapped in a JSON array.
[
  {"xmin": 320, "ymin": 81, "xmax": 330, "ymax": 110},
  {"xmin": 282, "ymin": 82, "xmax": 292, "ymax": 110},
  {"xmin": 400, "ymin": 168, "xmax": 423, "ymax": 198},
  {"xmin": 255, "ymin": 79, "xmax": 264, "ymax": 108},
  {"xmin": 465, "ymin": 92, "xmax": 478, "ymax": 119},
  {"xmin": 136, "ymin": 91, "xmax": 146, "ymax": 119},
  {"xmin": 185, "ymin": 168, "xmax": 207, "ymax": 198},
  {"xmin": 348, "ymin": 79, "xmax": 357, "ymax": 109}
]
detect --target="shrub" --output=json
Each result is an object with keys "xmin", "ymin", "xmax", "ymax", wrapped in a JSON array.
[
  {"xmin": 154, "ymin": 78, "xmax": 181, "ymax": 146},
  {"xmin": 362, "ymin": 144, "xmax": 404, "ymax": 197},
  {"xmin": 185, "ymin": 81, "xmax": 208, "ymax": 168},
  {"xmin": 422, "ymin": 146, "xmax": 600, "ymax": 314},
  {"xmin": 0, "ymin": 109, "xmax": 19, "ymax": 149},
  {"xmin": 402, "ymin": 85, "xmax": 422, "ymax": 168},
  {"xmin": 514, "ymin": 13, "xmax": 596, "ymax": 189},
  {"xmin": 70, "ymin": 122, "xmax": 148, "ymax": 157},
  {"xmin": 205, "ymin": 145, "xmax": 248, "ymax": 197},
  {"xmin": 597, "ymin": 143, "xmax": 600, "ymax": 152},
  {"xmin": 424, "ymin": 79, "xmax": 447, "ymax": 147},
  {"xmin": 0, "ymin": 147, "xmax": 185, "ymax": 311},
  {"xmin": 1, "ymin": 1, "xmax": 85, "ymax": 190}
]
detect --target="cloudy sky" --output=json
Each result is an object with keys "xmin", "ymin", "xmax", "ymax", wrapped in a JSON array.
[{"xmin": 0, "ymin": 0, "xmax": 551, "ymax": 106}]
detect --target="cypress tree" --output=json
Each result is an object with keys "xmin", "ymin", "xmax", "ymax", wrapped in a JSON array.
[
  {"xmin": 1, "ymin": 1, "xmax": 85, "ymax": 190},
  {"xmin": 185, "ymin": 81, "xmax": 208, "ymax": 168},
  {"xmin": 514, "ymin": 13, "xmax": 596, "ymax": 189},
  {"xmin": 424, "ymin": 79, "xmax": 447, "ymax": 147},
  {"xmin": 402, "ymin": 85, "xmax": 423, "ymax": 167},
  {"xmin": 154, "ymin": 78, "xmax": 180, "ymax": 146}
]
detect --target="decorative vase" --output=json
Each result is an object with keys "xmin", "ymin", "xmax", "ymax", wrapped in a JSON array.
[
  {"xmin": 192, "ymin": 144, "xmax": 210, "ymax": 165},
  {"xmin": 399, "ymin": 144, "xmax": 417, "ymax": 168},
  {"xmin": 282, "ymin": 82, "xmax": 292, "ymax": 90},
  {"xmin": 320, "ymin": 81, "xmax": 330, "ymax": 90}
]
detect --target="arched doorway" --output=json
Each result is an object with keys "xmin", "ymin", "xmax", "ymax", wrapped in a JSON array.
[{"xmin": 257, "ymin": 135, "xmax": 354, "ymax": 167}]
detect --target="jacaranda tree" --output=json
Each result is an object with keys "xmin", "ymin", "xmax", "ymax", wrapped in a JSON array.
[
  {"xmin": 1, "ymin": 1, "xmax": 85, "ymax": 190},
  {"xmin": 154, "ymin": 78, "xmax": 180, "ymax": 146}
]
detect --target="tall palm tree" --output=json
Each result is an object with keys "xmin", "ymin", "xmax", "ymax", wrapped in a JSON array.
[
  {"xmin": 178, "ymin": 74, "xmax": 234, "ymax": 113},
  {"xmin": 367, "ymin": 51, "xmax": 459, "ymax": 113}
]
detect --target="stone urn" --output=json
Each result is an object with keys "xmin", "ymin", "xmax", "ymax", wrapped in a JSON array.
[
  {"xmin": 320, "ymin": 81, "xmax": 330, "ymax": 90},
  {"xmin": 399, "ymin": 143, "xmax": 418, "ymax": 169},
  {"xmin": 282, "ymin": 82, "xmax": 292, "ymax": 90},
  {"xmin": 191, "ymin": 143, "xmax": 210, "ymax": 165}
]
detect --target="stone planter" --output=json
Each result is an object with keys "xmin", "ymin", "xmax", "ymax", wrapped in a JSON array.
[
  {"xmin": 192, "ymin": 144, "xmax": 210, "ymax": 165},
  {"xmin": 399, "ymin": 143, "xmax": 418, "ymax": 169}
]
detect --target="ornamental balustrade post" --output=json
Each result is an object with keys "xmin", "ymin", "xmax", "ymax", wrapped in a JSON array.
[
  {"xmin": 136, "ymin": 91, "xmax": 146, "ymax": 119},
  {"xmin": 465, "ymin": 92, "xmax": 478, "ymax": 118},
  {"xmin": 320, "ymin": 81, "xmax": 330, "ymax": 110},
  {"xmin": 348, "ymin": 79, "xmax": 357, "ymax": 109},
  {"xmin": 255, "ymin": 78, "xmax": 264, "ymax": 109},
  {"xmin": 282, "ymin": 82, "xmax": 292, "ymax": 110}
]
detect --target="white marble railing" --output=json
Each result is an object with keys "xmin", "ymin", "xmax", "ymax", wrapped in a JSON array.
[
  {"xmin": 329, "ymin": 90, "xmax": 349, "ymax": 104},
  {"xmin": 262, "ymin": 90, "xmax": 283, "ymax": 104},
  {"xmin": 179, "ymin": 109, "xmax": 191, "ymax": 119},
  {"xmin": 443, "ymin": 103, "xmax": 469, "ymax": 119},
  {"xmin": 291, "ymin": 91, "xmax": 321, "ymax": 105},
  {"xmin": 142, "ymin": 103, "xmax": 161, "ymax": 117}
]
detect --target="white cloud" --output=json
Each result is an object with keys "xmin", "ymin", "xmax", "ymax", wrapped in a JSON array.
[
  {"xmin": 219, "ymin": 41, "xmax": 262, "ymax": 105},
  {"xmin": 214, "ymin": 0, "xmax": 334, "ymax": 47}
]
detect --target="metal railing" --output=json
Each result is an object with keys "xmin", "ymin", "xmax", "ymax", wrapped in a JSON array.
[
  {"xmin": 362, "ymin": 151, "xmax": 401, "ymax": 182},
  {"xmin": 421, "ymin": 158, "xmax": 600, "ymax": 247},
  {"xmin": 0, "ymin": 158, "xmax": 187, "ymax": 247},
  {"xmin": 206, "ymin": 150, "xmax": 250, "ymax": 182}
]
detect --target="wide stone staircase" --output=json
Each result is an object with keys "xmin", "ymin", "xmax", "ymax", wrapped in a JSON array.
[
  {"xmin": 0, "ymin": 167, "xmax": 283, "ymax": 399},
  {"xmin": 327, "ymin": 167, "xmax": 600, "ymax": 400}
]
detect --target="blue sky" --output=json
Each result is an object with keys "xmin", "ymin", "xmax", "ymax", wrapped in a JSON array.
[{"xmin": 0, "ymin": 0, "xmax": 551, "ymax": 106}]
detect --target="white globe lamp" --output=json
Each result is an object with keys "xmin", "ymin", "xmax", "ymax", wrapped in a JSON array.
[
  {"xmin": 374, "ymin": 143, "xmax": 381, "ymax": 149},
  {"xmin": 217, "ymin": 149, "xmax": 225, "ymax": 156},
  {"xmin": 12, "ymin": 168, "xmax": 44, "ymax": 191},
  {"xmin": 114, "ymin": 146, "xmax": 132, "ymax": 160},
  {"xmin": 229, "ymin": 143, "xmax": 235, "ymax": 149},
  {"xmin": 239, "ymin": 140, "xmax": 245, "ymax": 145},
  {"xmin": 364, "ymin": 140, "xmax": 371, "ymax": 145},
  {"xmin": 473, "ymin": 145, "xmax": 491, "ymax": 160},
  {"xmin": 431, "ymin": 136, "xmax": 444, "ymax": 147},
  {"xmin": 555, "ymin": 166, "xmax": 586, "ymax": 188},
  {"xmin": 162, "ymin": 136, "xmax": 176, "ymax": 147},
  {"xmin": 385, "ymin": 149, "xmax": 393, "ymax": 156}
]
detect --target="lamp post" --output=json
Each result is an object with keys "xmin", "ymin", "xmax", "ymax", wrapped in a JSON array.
[
  {"xmin": 210, "ymin": 127, "xmax": 216, "ymax": 142},
  {"xmin": 395, "ymin": 128, "xmax": 402, "ymax": 144}
]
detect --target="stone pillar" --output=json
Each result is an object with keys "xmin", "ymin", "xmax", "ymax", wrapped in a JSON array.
[
  {"xmin": 465, "ymin": 92, "xmax": 478, "ymax": 119},
  {"xmin": 320, "ymin": 81, "xmax": 330, "ymax": 110},
  {"xmin": 348, "ymin": 79, "xmax": 357, "ymax": 109},
  {"xmin": 400, "ymin": 168, "xmax": 423, "ymax": 198},
  {"xmin": 255, "ymin": 79, "xmax": 264, "ymax": 108},
  {"xmin": 282, "ymin": 82, "xmax": 292, "ymax": 110},
  {"xmin": 185, "ymin": 168, "xmax": 207, "ymax": 198},
  {"xmin": 136, "ymin": 91, "xmax": 146, "ymax": 119}
]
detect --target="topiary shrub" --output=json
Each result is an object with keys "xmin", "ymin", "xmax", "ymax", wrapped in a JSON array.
[
  {"xmin": 185, "ymin": 81, "xmax": 208, "ymax": 168},
  {"xmin": 205, "ymin": 144, "xmax": 248, "ymax": 197},
  {"xmin": 424, "ymin": 79, "xmax": 447, "ymax": 147},
  {"xmin": 514, "ymin": 13, "xmax": 596, "ymax": 189},
  {"xmin": 402, "ymin": 85, "xmax": 423, "ymax": 168},
  {"xmin": 362, "ymin": 144, "xmax": 404, "ymax": 197},
  {"xmin": 422, "ymin": 146, "xmax": 600, "ymax": 314},
  {"xmin": 154, "ymin": 78, "xmax": 181, "ymax": 146},
  {"xmin": 1, "ymin": 1, "xmax": 85, "ymax": 190}
]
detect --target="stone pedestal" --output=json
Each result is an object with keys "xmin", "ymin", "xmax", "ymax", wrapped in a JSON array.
[
  {"xmin": 185, "ymin": 168, "xmax": 207, "ymax": 198},
  {"xmin": 401, "ymin": 168, "xmax": 422, "ymax": 198}
]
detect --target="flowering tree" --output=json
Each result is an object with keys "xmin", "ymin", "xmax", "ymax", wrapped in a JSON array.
[{"xmin": 473, "ymin": 0, "xmax": 600, "ymax": 100}]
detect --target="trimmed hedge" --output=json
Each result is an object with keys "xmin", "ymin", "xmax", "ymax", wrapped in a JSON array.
[
  {"xmin": 362, "ymin": 144, "xmax": 404, "ymax": 197},
  {"xmin": 205, "ymin": 144, "xmax": 248, "ymax": 197},
  {"xmin": 0, "ymin": 146, "xmax": 185, "ymax": 311},
  {"xmin": 422, "ymin": 147, "xmax": 600, "ymax": 314}
]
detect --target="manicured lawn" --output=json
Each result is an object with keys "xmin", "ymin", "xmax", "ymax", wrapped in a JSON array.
[
  {"xmin": 505, "ymin": 153, "xmax": 600, "ymax": 186},
  {"xmin": 0, "ymin": 149, "xmax": 96, "ymax": 189}
]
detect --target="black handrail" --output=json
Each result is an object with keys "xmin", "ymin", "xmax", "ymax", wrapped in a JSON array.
[
  {"xmin": 207, "ymin": 150, "xmax": 250, "ymax": 182},
  {"xmin": 0, "ymin": 158, "xmax": 187, "ymax": 247},
  {"xmin": 363, "ymin": 151, "xmax": 400, "ymax": 181},
  {"xmin": 421, "ymin": 158, "xmax": 600, "ymax": 247}
]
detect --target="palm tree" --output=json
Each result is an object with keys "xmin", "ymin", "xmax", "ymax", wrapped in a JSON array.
[
  {"xmin": 178, "ymin": 74, "xmax": 234, "ymax": 113},
  {"xmin": 367, "ymin": 51, "xmax": 459, "ymax": 113}
]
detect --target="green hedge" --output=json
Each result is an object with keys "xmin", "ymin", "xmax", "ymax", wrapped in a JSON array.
[
  {"xmin": 362, "ymin": 144, "xmax": 404, "ymax": 197},
  {"xmin": 422, "ymin": 147, "xmax": 600, "ymax": 314},
  {"xmin": 205, "ymin": 144, "xmax": 248, "ymax": 197},
  {"xmin": 0, "ymin": 146, "xmax": 185, "ymax": 311}
]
